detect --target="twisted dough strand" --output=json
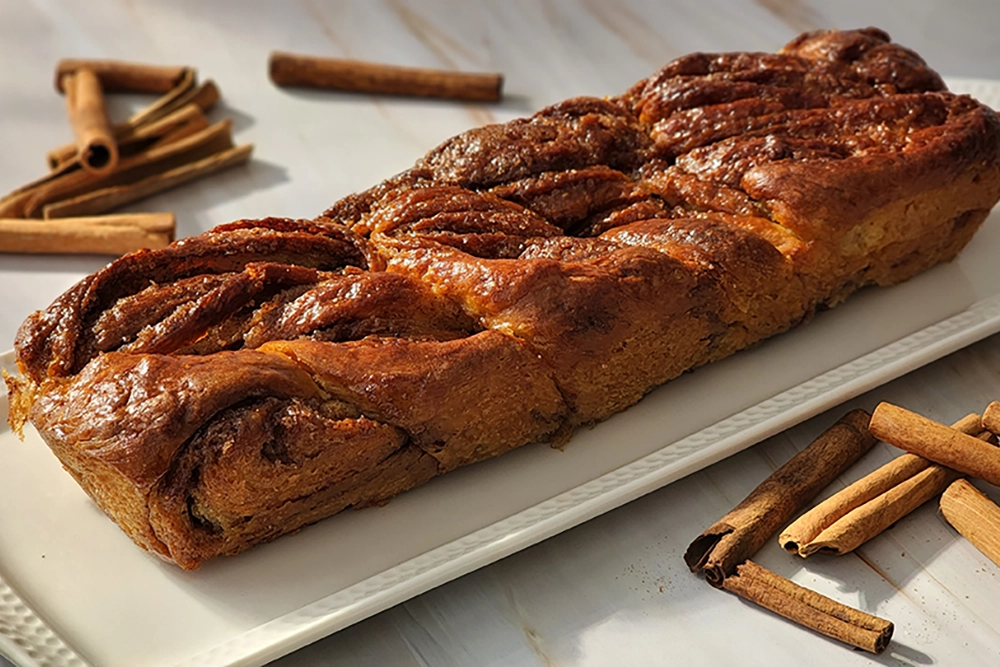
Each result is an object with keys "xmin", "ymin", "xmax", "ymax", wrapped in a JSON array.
[{"xmin": 10, "ymin": 28, "xmax": 1000, "ymax": 569}]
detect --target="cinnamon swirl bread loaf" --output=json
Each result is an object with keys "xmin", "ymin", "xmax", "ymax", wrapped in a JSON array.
[{"xmin": 7, "ymin": 28, "xmax": 1000, "ymax": 569}]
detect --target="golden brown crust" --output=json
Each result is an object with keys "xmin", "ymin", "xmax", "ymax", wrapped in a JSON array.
[
  {"xmin": 376, "ymin": 233, "xmax": 715, "ymax": 421},
  {"xmin": 8, "ymin": 28, "xmax": 1000, "ymax": 569}
]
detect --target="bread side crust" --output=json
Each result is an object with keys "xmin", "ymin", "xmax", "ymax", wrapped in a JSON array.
[{"xmin": 9, "ymin": 30, "xmax": 1000, "ymax": 569}]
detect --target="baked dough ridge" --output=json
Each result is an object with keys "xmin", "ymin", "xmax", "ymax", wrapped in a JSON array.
[{"xmin": 7, "ymin": 28, "xmax": 1000, "ymax": 569}]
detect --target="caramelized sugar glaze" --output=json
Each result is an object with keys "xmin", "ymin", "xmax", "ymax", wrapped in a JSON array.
[{"xmin": 9, "ymin": 29, "xmax": 1000, "ymax": 568}]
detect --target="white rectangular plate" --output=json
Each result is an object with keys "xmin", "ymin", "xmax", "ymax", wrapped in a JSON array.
[{"xmin": 2, "ymin": 79, "xmax": 999, "ymax": 667}]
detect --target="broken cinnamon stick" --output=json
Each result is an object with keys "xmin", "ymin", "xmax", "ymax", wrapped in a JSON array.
[
  {"xmin": 780, "ymin": 414, "xmax": 984, "ymax": 556},
  {"xmin": 55, "ymin": 59, "xmax": 190, "ymax": 95},
  {"xmin": 940, "ymin": 478, "xmax": 1000, "ymax": 568},
  {"xmin": 869, "ymin": 402, "xmax": 1000, "ymax": 486},
  {"xmin": 269, "ymin": 52, "xmax": 503, "ymax": 102},
  {"xmin": 722, "ymin": 560, "xmax": 893, "ymax": 654},
  {"xmin": 63, "ymin": 69, "xmax": 119, "ymax": 175},
  {"xmin": 0, "ymin": 213, "xmax": 175, "ymax": 255},
  {"xmin": 984, "ymin": 401, "xmax": 1000, "ymax": 436},
  {"xmin": 684, "ymin": 409, "xmax": 877, "ymax": 586}
]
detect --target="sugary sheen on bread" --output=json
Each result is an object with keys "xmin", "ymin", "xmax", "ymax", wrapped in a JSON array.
[{"xmin": 8, "ymin": 29, "xmax": 1000, "ymax": 569}]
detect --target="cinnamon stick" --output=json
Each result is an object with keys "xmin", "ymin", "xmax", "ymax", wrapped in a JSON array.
[
  {"xmin": 0, "ymin": 213, "xmax": 175, "ymax": 255},
  {"xmin": 870, "ymin": 402, "xmax": 1000, "ymax": 486},
  {"xmin": 780, "ymin": 414, "xmax": 984, "ymax": 556},
  {"xmin": 116, "ymin": 103, "xmax": 212, "ymax": 153},
  {"xmin": 940, "ymin": 478, "xmax": 1000, "ymax": 567},
  {"xmin": 984, "ymin": 401, "xmax": 1000, "ymax": 436},
  {"xmin": 722, "ymin": 560, "xmax": 893, "ymax": 654},
  {"xmin": 797, "ymin": 466, "xmax": 962, "ymax": 557},
  {"xmin": 43, "ymin": 144, "xmax": 253, "ymax": 219},
  {"xmin": 684, "ymin": 409, "xmax": 877, "ymax": 586},
  {"xmin": 55, "ymin": 59, "xmax": 190, "ymax": 95},
  {"xmin": 63, "ymin": 69, "xmax": 119, "ymax": 175},
  {"xmin": 269, "ymin": 52, "xmax": 503, "ymax": 102},
  {"xmin": 47, "ymin": 77, "xmax": 218, "ymax": 170},
  {"xmin": 1, "ymin": 120, "xmax": 243, "ymax": 220},
  {"xmin": 0, "ymin": 159, "xmax": 81, "ymax": 218},
  {"xmin": 37, "ymin": 119, "xmax": 244, "ymax": 219},
  {"xmin": 124, "ymin": 69, "xmax": 203, "ymax": 130},
  {"xmin": 48, "ymin": 101, "xmax": 211, "ymax": 172}
]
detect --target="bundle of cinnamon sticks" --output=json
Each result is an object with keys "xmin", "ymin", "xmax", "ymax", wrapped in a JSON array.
[
  {"xmin": 0, "ymin": 59, "xmax": 253, "ymax": 256},
  {"xmin": 686, "ymin": 400, "xmax": 1000, "ymax": 654}
]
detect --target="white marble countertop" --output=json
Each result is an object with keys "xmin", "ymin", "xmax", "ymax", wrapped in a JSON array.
[{"xmin": 2, "ymin": 1, "xmax": 1000, "ymax": 665}]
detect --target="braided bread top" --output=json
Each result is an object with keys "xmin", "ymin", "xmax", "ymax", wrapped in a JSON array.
[
  {"xmin": 12, "ymin": 27, "xmax": 1000, "ymax": 436},
  {"xmin": 9, "ymin": 28, "xmax": 1000, "ymax": 569}
]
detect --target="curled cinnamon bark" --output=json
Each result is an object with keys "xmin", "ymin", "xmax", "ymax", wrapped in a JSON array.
[
  {"xmin": 44, "ymin": 144, "xmax": 253, "ymax": 219},
  {"xmin": 0, "ymin": 120, "xmax": 251, "ymax": 220},
  {"xmin": 779, "ymin": 414, "xmax": 985, "ymax": 556},
  {"xmin": 685, "ymin": 409, "xmax": 877, "ymax": 586},
  {"xmin": 62, "ymin": 68, "xmax": 119, "ymax": 175},
  {"xmin": 47, "ymin": 78, "xmax": 218, "ymax": 171}
]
